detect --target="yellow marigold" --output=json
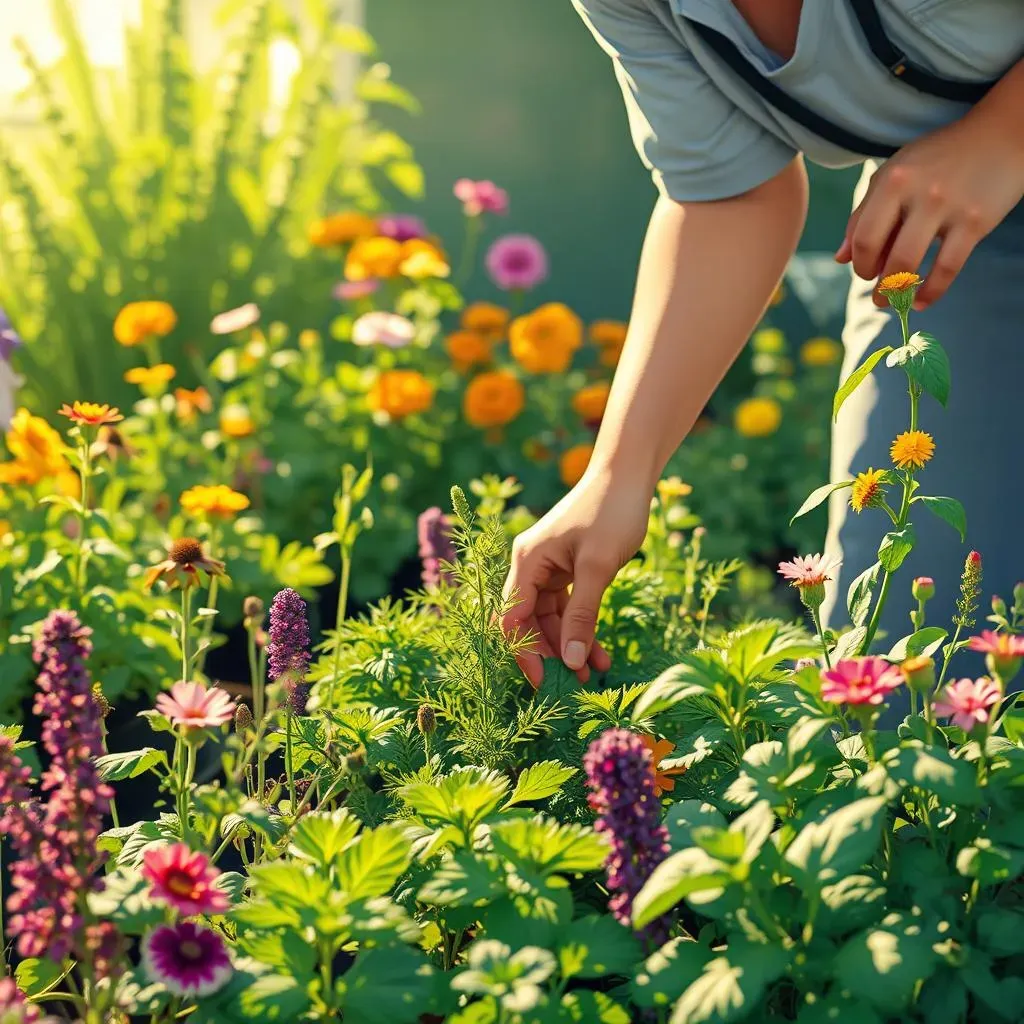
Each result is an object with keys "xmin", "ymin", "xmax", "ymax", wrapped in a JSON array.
[
  {"xmin": 734, "ymin": 396, "xmax": 782, "ymax": 438},
  {"xmin": 0, "ymin": 461, "xmax": 39, "ymax": 485},
  {"xmin": 220, "ymin": 404, "xmax": 256, "ymax": 439},
  {"xmin": 114, "ymin": 301, "xmax": 177, "ymax": 347},
  {"xmin": 657, "ymin": 476, "xmax": 693, "ymax": 502},
  {"xmin": 850, "ymin": 468, "xmax": 887, "ymax": 513},
  {"xmin": 368, "ymin": 370, "xmax": 435, "ymax": 419},
  {"xmin": 752, "ymin": 327, "xmax": 785, "ymax": 354},
  {"xmin": 559, "ymin": 443, "xmax": 594, "ymax": 488},
  {"xmin": 800, "ymin": 336, "xmax": 843, "ymax": 367},
  {"xmin": 463, "ymin": 370, "xmax": 525, "ymax": 428},
  {"xmin": 58, "ymin": 402, "xmax": 123, "ymax": 427},
  {"xmin": 878, "ymin": 271, "xmax": 922, "ymax": 294},
  {"xmin": 124, "ymin": 364, "xmax": 176, "ymax": 389},
  {"xmin": 461, "ymin": 302, "xmax": 510, "ymax": 342},
  {"xmin": 571, "ymin": 381, "xmax": 611, "ymax": 423},
  {"xmin": 588, "ymin": 320, "xmax": 627, "ymax": 347},
  {"xmin": 345, "ymin": 236, "xmax": 404, "ymax": 281},
  {"xmin": 181, "ymin": 484, "xmax": 251, "ymax": 519},
  {"xmin": 399, "ymin": 239, "xmax": 450, "ymax": 279},
  {"xmin": 174, "ymin": 386, "xmax": 213, "ymax": 423},
  {"xmin": 446, "ymin": 330, "xmax": 492, "ymax": 373},
  {"xmin": 890, "ymin": 430, "xmax": 935, "ymax": 471},
  {"xmin": 5, "ymin": 408, "xmax": 67, "ymax": 480},
  {"xmin": 509, "ymin": 303, "xmax": 583, "ymax": 374},
  {"xmin": 308, "ymin": 212, "xmax": 377, "ymax": 247}
]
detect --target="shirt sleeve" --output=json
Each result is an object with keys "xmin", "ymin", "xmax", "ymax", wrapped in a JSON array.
[{"xmin": 572, "ymin": 0, "xmax": 797, "ymax": 201}]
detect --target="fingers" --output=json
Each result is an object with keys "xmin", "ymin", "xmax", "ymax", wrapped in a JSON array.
[
  {"xmin": 876, "ymin": 207, "xmax": 943, "ymax": 305},
  {"xmin": 560, "ymin": 556, "xmax": 615, "ymax": 672},
  {"xmin": 844, "ymin": 185, "xmax": 903, "ymax": 283},
  {"xmin": 915, "ymin": 226, "xmax": 975, "ymax": 308},
  {"xmin": 502, "ymin": 541, "xmax": 544, "ymax": 688}
]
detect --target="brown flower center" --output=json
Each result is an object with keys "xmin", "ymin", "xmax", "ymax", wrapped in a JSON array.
[
  {"xmin": 179, "ymin": 939, "xmax": 203, "ymax": 961},
  {"xmin": 170, "ymin": 537, "xmax": 204, "ymax": 565}
]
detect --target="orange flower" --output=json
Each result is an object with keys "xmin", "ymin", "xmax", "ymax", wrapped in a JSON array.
[
  {"xmin": 878, "ymin": 271, "xmax": 922, "ymax": 294},
  {"xmin": 639, "ymin": 734, "xmax": 686, "ymax": 796},
  {"xmin": 125, "ymin": 364, "xmax": 176, "ymax": 390},
  {"xmin": 4, "ymin": 408, "xmax": 68, "ymax": 482},
  {"xmin": 0, "ymin": 460, "xmax": 39, "ymax": 485},
  {"xmin": 174, "ymin": 386, "xmax": 213, "ymax": 423},
  {"xmin": 446, "ymin": 330, "xmax": 492, "ymax": 373},
  {"xmin": 461, "ymin": 302, "xmax": 509, "ymax": 342},
  {"xmin": 399, "ymin": 239, "xmax": 450, "ymax": 279},
  {"xmin": 368, "ymin": 370, "xmax": 435, "ymax": 419},
  {"xmin": 144, "ymin": 537, "xmax": 227, "ymax": 592},
  {"xmin": 571, "ymin": 381, "xmax": 610, "ymax": 423},
  {"xmin": 219, "ymin": 404, "xmax": 256, "ymax": 439},
  {"xmin": 308, "ymin": 212, "xmax": 377, "ymax": 247},
  {"xmin": 589, "ymin": 320, "xmax": 627, "ymax": 368},
  {"xmin": 509, "ymin": 303, "xmax": 583, "ymax": 374},
  {"xmin": 345, "ymin": 236, "xmax": 404, "ymax": 281},
  {"xmin": 463, "ymin": 370, "xmax": 525, "ymax": 428},
  {"xmin": 559, "ymin": 443, "xmax": 593, "ymax": 487},
  {"xmin": 890, "ymin": 430, "xmax": 935, "ymax": 471},
  {"xmin": 0, "ymin": 519, "xmax": 11, "ymax": 539},
  {"xmin": 180, "ymin": 484, "xmax": 250, "ymax": 519},
  {"xmin": 114, "ymin": 301, "xmax": 177, "ymax": 347},
  {"xmin": 58, "ymin": 401, "xmax": 123, "ymax": 427},
  {"xmin": 850, "ymin": 468, "xmax": 887, "ymax": 513}
]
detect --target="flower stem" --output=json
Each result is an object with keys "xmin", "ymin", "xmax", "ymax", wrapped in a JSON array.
[
  {"xmin": 286, "ymin": 707, "xmax": 296, "ymax": 814},
  {"xmin": 937, "ymin": 623, "xmax": 963, "ymax": 691},
  {"xmin": 811, "ymin": 607, "xmax": 832, "ymax": 669},
  {"xmin": 73, "ymin": 437, "xmax": 92, "ymax": 604},
  {"xmin": 180, "ymin": 588, "xmax": 193, "ymax": 681},
  {"xmin": 455, "ymin": 215, "xmax": 483, "ymax": 288}
]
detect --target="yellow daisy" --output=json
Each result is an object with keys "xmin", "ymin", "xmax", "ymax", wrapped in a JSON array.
[{"xmin": 890, "ymin": 430, "xmax": 935, "ymax": 471}]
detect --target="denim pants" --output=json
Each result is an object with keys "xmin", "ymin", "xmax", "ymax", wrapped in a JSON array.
[{"xmin": 821, "ymin": 162, "xmax": 1024, "ymax": 659}]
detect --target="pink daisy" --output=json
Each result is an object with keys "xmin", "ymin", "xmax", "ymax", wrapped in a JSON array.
[
  {"xmin": 333, "ymin": 279, "xmax": 380, "ymax": 301},
  {"xmin": 933, "ymin": 677, "xmax": 1002, "ymax": 732},
  {"xmin": 820, "ymin": 657, "xmax": 904, "ymax": 706},
  {"xmin": 142, "ymin": 843, "xmax": 230, "ymax": 916},
  {"xmin": 778, "ymin": 552, "xmax": 841, "ymax": 588},
  {"xmin": 485, "ymin": 235, "xmax": 549, "ymax": 292},
  {"xmin": 142, "ymin": 921, "xmax": 233, "ymax": 998},
  {"xmin": 351, "ymin": 311, "xmax": 416, "ymax": 349},
  {"xmin": 453, "ymin": 178, "xmax": 509, "ymax": 217},
  {"xmin": 155, "ymin": 681, "xmax": 234, "ymax": 732},
  {"xmin": 376, "ymin": 214, "xmax": 428, "ymax": 241},
  {"xmin": 209, "ymin": 303, "xmax": 260, "ymax": 335},
  {"xmin": 967, "ymin": 630, "xmax": 1024, "ymax": 657}
]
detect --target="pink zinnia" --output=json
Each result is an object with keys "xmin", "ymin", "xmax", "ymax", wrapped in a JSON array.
[
  {"xmin": 155, "ymin": 681, "xmax": 234, "ymax": 732},
  {"xmin": 376, "ymin": 214, "xmax": 428, "ymax": 241},
  {"xmin": 778, "ymin": 552, "xmax": 840, "ymax": 588},
  {"xmin": 334, "ymin": 279, "xmax": 380, "ymax": 301},
  {"xmin": 351, "ymin": 311, "xmax": 416, "ymax": 349},
  {"xmin": 142, "ymin": 921, "xmax": 233, "ymax": 998},
  {"xmin": 933, "ymin": 677, "xmax": 1002, "ymax": 732},
  {"xmin": 142, "ymin": 843, "xmax": 230, "ymax": 916},
  {"xmin": 967, "ymin": 631, "xmax": 1024, "ymax": 657},
  {"xmin": 820, "ymin": 657, "xmax": 904, "ymax": 706},
  {"xmin": 485, "ymin": 235, "xmax": 549, "ymax": 292},
  {"xmin": 210, "ymin": 303, "xmax": 260, "ymax": 335},
  {"xmin": 453, "ymin": 178, "xmax": 508, "ymax": 217}
]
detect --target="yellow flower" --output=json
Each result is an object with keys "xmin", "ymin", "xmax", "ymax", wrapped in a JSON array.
[
  {"xmin": 0, "ymin": 519, "xmax": 11, "ymax": 539},
  {"xmin": 174, "ymin": 386, "xmax": 213, "ymax": 423},
  {"xmin": 58, "ymin": 402, "xmax": 123, "ymax": 427},
  {"xmin": 220, "ymin": 404, "xmax": 256, "ymax": 439},
  {"xmin": 298, "ymin": 329, "xmax": 321, "ymax": 351},
  {"xmin": 509, "ymin": 303, "xmax": 583, "ymax": 374},
  {"xmin": 878, "ymin": 271, "xmax": 922, "ymax": 294},
  {"xmin": 344, "ymin": 236, "xmax": 404, "ymax": 281},
  {"xmin": 850, "ymin": 468, "xmax": 887, "ymax": 513},
  {"xmin": 890, "ymin": 430, "xmax": 935, "ymax": 471},
  {"xmin": 124, "ymin": 364, "xmax": 176, "ymax": 390},
  {"xmin": 461, "ymin": 302, "xmax": 509, "ymax": 342},
  {"xmin": 657, "ymin": 476, "xmax": 693, "ymax": 502},
  {"xmin": 446, "ymin": 330, "xmax": 493, "ymax": 373},
  {"xmin": 752, "ymin": 327, "xmax": 785, "ymax": 354},
  {"xmin": 114, "ymin": 301, "xmax": 177, "ymax": 347},
  {"xmin": 368, "ymin": 370, "xmax": 435, "ymax": 419},
  {"xmin": 559, "ymin": 443, "xmax": 594, "ymax": 487},
  {"xmin": 308, "ymin": 212, "xmax": 377, "ymax": 247},
  {"xmin": 0, "ymin": 460, "xmax": 39, "ymax": 485},
  {"xmin": 589, "ymin": 320, "xmax": 627, "ymax": 367},
  {"xmin": 734, "ymin": 396, "xmax": 782, "ymax": 438},
  {"xmin": 180, "ymin": 484, "xmax": 251, "ymax": 519},
  {"xmin": 5, "ymin": 408, "xmax": 68, "ymax": 481},
  {"xmin": 463, "ymin": 370, "xmax": 525, "ymax": 428},
  {"xmin": 571, "ymin": 381, "xmax": 611, "ymax": 423},
  {"xmin": 800, "ymin": 336, "xmax": 843, "ymax": 367},
  {"xmin": 399, "ymin": 239, "xmax": 450, "ymax": 279},
  {"xmin": 144, "ymin": 536, "xmax": 227, "ymax": 592}
]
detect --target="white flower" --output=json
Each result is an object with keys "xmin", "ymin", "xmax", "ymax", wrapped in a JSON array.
[{"xmin": 351, "ymin": 312, "xmax": 416, "ymax": 349}]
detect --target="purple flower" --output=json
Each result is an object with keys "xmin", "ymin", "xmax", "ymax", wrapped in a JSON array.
[
  {"xmin": 333, "ymin": 279, "xmax": 381, "ymax": 302},
  {"xmin": 485, "ymin": 235, "xmax": 548, "ymax": 292},
  {"xmin": 417, "ymin": 507, "xmax": 457, "ymax": 590},
  {"xmin": 142, "ymin": 921, "xmax": 233, "ymax": 998},
  {"xmin": 0, "ymin": 977, "xmax": 50, "ymax": 1022},
  {"xmin": 0, "ymin": 307, "xmax": 22, "ymax": 362},
  {"xmin": 584, "ymin": 728, "xmax": 671, "ymax": 941},
  {"xmin": 376, "ymin": 214, "xmax": 428, "ymax": 241},
  {"xmin": 267, "ymin": 588, "xmax": 311, "ymax": 714}
]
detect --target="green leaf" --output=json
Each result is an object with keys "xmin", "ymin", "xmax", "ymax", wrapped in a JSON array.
[
  {"xmin": 489, "ymin": 817, "xmax": 608, "ymax": 876},
  {"xmin": 87, "ymin": 870, "xmax": 164, "ymax": 933},
  {"xmin": 632, "ymin": 937, "xmax": 712, "ymax": 1008},
  {"xmin": 239, "ymin": 973, "xmax": 310, "ymax": 1019},
  {"xmin": 385, "ymin": 160, "xmax": 425, "ymax": 199},
  {"xmin": 505, "ymin": 761, "xmax": 577, "ymax": 807},
  {"xmin": 956, "ymin": 839, "xmax": 1024, "ymax": 885},
  {"xmin": 417, "ymin": 852, "xmax": 504, "ymax": 907},
  {"xmin": 221, "ymin": 800, "xmax": 288, "ymax": 844},
  {"xmin": 665, "ymin": 801, "xmax": 728, "ymax": 850},
  {"xmin": 833, "ymin": 627, "xmax": 867, "ymax": 662},
  {"xmin": 559, "ymin": 990, "xmax": 632, "ymax": 1023},
  {"xmin": 878, "ymin": 524, "xmax": 916, "ymax": 573},
  {"xmin": 632, "ymin": 848, "xmax": 732, "ymax": 929},
  {"xmin": 288, "ymin": 809, "xmax": 361, "ymax": 866},
  {"xmin": 791, "ymin": 480, "xmax": 853, "ymax": 524},
  {"xmin": 847, "ymin": 563, "xmax": 880, "ymax": 628},
  {"xmin": 977, "ymin": 908, "xmax": 1024, "ymax": 956},
  {"xmin": 886, "ymin": 626, "xmax": 947, "ymax": 661},
  {"xmin": 912, "ymin": 495, "xmax": 967, "ymax": 541},
  {"xmin": 964, "ymin": 956, "xmax": 1024, "ymax": 1020},
  {"xmin": 633, "ymin": 656, "xmax": 730, "ymax": 719},
  {"xmin": 343, "ymin": 946, "xmax": 435, "ymax": 1024},
  {"xmin": 114, "ymin": 968, "xmax": 171, "ymax": 1015},
  {"xmin": 833, "ymin": 346, "xmax": 893, "ymax": 421},
  {"xmin": 885, "ymin": 331, "xmax": 950, "ymax": 407},
  {"xmin": 96, "ymin": 747, "xmax": 168, "ymax": 781},
  {"xmin": 888, "ymin": 745, "xmax": 981, "ymax": 807},
  {"xmin": 558, "ymin": 915, "xmax": 640, "ymax": 979},
  {"xmin": 785, "ymin": 796, "xmax": 886, "ymax": 885},
  {"xmin": 797, "ymin": 992, "xmax": 885, "ymax": 1024},
  {"xmin": 14, "ymin": 958, "xmax": 66, "ymax": 998},
  {"xmin": 335, "ymin": 824, "xmax": 412, "ymax": 901}
]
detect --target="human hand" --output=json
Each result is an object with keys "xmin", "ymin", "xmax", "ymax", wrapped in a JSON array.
[
  {"xmin": 500, "ymin": 465, "xmax": 651, "ymax": 688},
  {"xmin": 835, "ymin": 111, "xmax": 1024, "ymax": 308}
]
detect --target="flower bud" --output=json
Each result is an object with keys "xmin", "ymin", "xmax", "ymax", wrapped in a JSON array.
[
  {"xmin": 417, "ymin": 704, "xmax": 437, "ymax": 736},
  {"xmin": 798, "ymin": 582, "xmax": 826, "ymax": 612},
  {"xmin": 912, "ymin": 577, "xmax": 935, "ymax": 602},
  {"xmin": 235, "ymin": 702, "xmax": 254, "ymax": 734},
  {"xmin": 900, "ymin": 655, "xmax": 935, "ymax": 693},
  {"xmin": 1014, "ymin": 582, "xmax": 1024, "ymax": 608},
  {"xmin": 91, "ymin": 682, "xmax": 112, "ymax": 719},
  {"xmin": 345, "ymin": 747, "xmax": 367, "ymax": 771},
  {"xmin": 243, "ymin": 596, "xmax": 265, "ymax": 620},
  {"xmin": 992, "ymin": 595, "xmax": 1008, "ymax": 618}
]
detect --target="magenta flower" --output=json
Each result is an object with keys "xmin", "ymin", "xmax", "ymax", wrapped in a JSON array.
[
  {"xmin": 454, "ymin": 178, "xmax": 508, "ymax": 217},
  {"xmin": 417, "ymin": 507, "xmax": 457, "ymax": 590},
  {"xmin": 820, "ymin": 657, "xmax": 904, "ymax": 706},
  {"xmin": 142, "ymin": 843, "xmax": 230, "ymax": 917},
  {"xmin": 376, "ymin": 214, "xmax": 428, "ymax": 241},
  {"xmin": 0, "ymin": 977, "xmax": 51, "ymax": 1022},
  {"xmin": 334, "ymin": 279, "xmax": 381, "ymax": 302},
  {"xmin": 142, "ymin": 921, "xmax": 233, "ymax": 998},
  {"xmin": 209, "ymin": 303, "xmax": 260, "ymax": 335},
  {"xmin": 485, "ymin": 235, "xmax": 549, "ymax": 292},
  {"xmin": 351, "ymin": 311, "xmax": 416, "ymax": 349},
  {"xmin": 155, "ymin": 681, "xmax": 235, "ymax": 732},
  {"xmin": 268, "ymin": 587, "xmax": 311, "ymax": 714},
  {"xmin": 933, "ymin": 677, "xmax": 1002, "ymax": 732},
  {"xmin": 967, "ymin": 631, "xmax": 1024, "ymax": 656}
]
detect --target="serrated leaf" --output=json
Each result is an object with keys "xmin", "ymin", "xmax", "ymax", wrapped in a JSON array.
[
  {"xmin": 335, "ymin": 824, "xmax": 412, "ymax": 901},
  {"xmin": 288, "ymin": 809, "xmax": 361, "ymax": 866},
  {"xmin": 834, "ymin": 346, "xmax": 893, "ymax": 421},
  {"xmin": 791, "ymin": 480, "xmax": 853, "ymax": 524},
  {"xmin": 885, "ymin": 331, "xmax": 950, "ymax": 407},
  {"xmin": 96, "ymin": 747, "xmax": 167, "ymax": 781},
  {"xmin": 848, "ymin": 562, "xmax": 880, "ymax": 628},
  {"xmin": 504, "ymin": 761, "xmax": 577, "ymax": 807},
  {"xmin": 878, "ymin": 524, "xmax": 915, "ymax": 573},
  {"xmin": 912, "ymin": 495, "xmax": 966, "ymax": 541}
]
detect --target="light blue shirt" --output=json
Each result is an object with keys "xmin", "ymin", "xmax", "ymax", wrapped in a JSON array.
[{"xmin": 572, "ymin": 0, "xmax": 1024, "ymax": 201}]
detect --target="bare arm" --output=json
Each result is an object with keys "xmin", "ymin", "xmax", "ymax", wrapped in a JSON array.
[{"xmin": 503, "ymin": 157, "xmax": 809, "ymax": 685}]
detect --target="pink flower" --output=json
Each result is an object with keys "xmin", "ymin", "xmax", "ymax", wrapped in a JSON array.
[
  {"xmin": 334, "ymin": 279, "xmax": 380, "ymax": 301},
  {"xmin": 485, "ymin": 235, "xmax": 549, "ymax": 292},
  {"xmin": 210, "ymin": 303, "xmax": 260, "ymax": 335},
  {"xmin": 778, "ymin": 553, "xmax": 841, "ymax": 588},
  {"xmin": 376, "ymin": 214, "xmax": 428, "ymax": 241},
  {"xmin": 142, "ymin": 843, "xmax": 230, "ymax": 917},
  {"xmin": 351, "ymin": 311, "xmax": 416, "ymax": 349},
  {"xmin": 155, "ymin": 681, "xmax": 234, "ymax": 732},
  {"xmin": 820, "ymin": 657, "xmax": 904, "ymax": 706},
  {"xmin": 454, "ymin": 178, "xmax": 508, "ymax": 217},
  {"xmin": 967, "ymin": 631, "xmax": 1024, "ymax": 656},
  {"xmin": 142, "ymin": 921, "xmax": 233, "ymax": 998},
  {"xmin": 933, "ymin": 677, "xmax": 1002, "ymax": 732}
]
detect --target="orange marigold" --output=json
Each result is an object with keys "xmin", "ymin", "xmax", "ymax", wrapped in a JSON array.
[
  {"xmin": 175, "ymin": 386, "xmax": 213, "ymax": 423},
  {"xmin": 571, "ymin": 381, "xmax": 611, "ymax": 423},
  {"xmin": 878, "ymin": 271, "xmax": 922, "ymax": 294},
  {"xmin": 220, "ymin": 404, "xmax": 256, "ymax": 439},
  {"xmin": 180, "ymin": 484, "xmax": 250, "ymax": 519},
  {"xmin": 5, "ymin": 408, "xmax": 68, "ymax": 481},
  {"xmin": 890, "ymin": 430, "xmax": 935, "ymax": 471},
  {"xmin": 114, "ymin": 301, "xmax": 177, "ymax": 347},
  {"xmin": 345, "ymin": 236, "xmax": 404, "ymax": 281},
  {"xmin": 308, "ymin": 212, "xmax": 377, "ymax": 247},
  {"xmin": 445, "ymin": 330, "xmax": 492, "ymax": 373},
  {"xmin": 463, "ymin": 370, "xmax": 525, "ymax": 428},
  {"xmin": 461, "ymin": 302, "xmax": 510, "ymax": 342},
  {"xmin": 639, "ymin": 734, "xmax": 686, "ymax": 796},
  {"xmin": 58, "ymin": 402, "xmax": 123, "ymax": 427},
  {"xmin": 399, "ymin": 239, "xmax": 450, "ymax": 279},
  {"xmin": 509, "ymin": 303, "xmax": 583, "ymax": 374},
  {"xmin": 559, "ymin": 443, "xmax": 593, "ymax": 487},
  {"xmin": 368, "ymin": 370, "xmax": 435, "ymax": 419}
]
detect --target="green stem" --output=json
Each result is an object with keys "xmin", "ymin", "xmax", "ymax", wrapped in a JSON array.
[
  {"xmin": 455, "ymin": 215, "xmax": 483, "ymax": 288},
  {"xmin": 697, "ymin": 592, "xmax": 713, "ymax": 648},
  {"xmin": 329, "ymin": 537, "xmax": 353, "ymax": 692},
  {"xmin": 195, "ymin": 574, "xmax": 220, "ymax": 679},
  {"xmin": 937, "ymin": 623, "xmax": 964, "ymax": 691},
  {"xmin": 249, "ymin": 627, "xmax": 267, "ymax": 803},
  {"xmin": 73, "ymin": 437, "xmax": 92, "ymax": 603},
  {"xmin": 180, "ymin": 588, "xmax": 193, "ymax": 681},
  {"xmin": 286, "ymin": 708, "xmax": 296, "ymax": 814},
  {"xmin": 100, "ymin": 719, "xmax": 121, "ymax": 829},
  {"xmin": 178, "ymin": 742, "xmax": 198, "ymax": 842},
  {"xmin": 811, "ymin": 607, "xmax": 832, "ymax": 669}
]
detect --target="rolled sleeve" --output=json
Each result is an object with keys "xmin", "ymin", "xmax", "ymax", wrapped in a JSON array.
[{"xmin": 572, "ymin": 0, "xmax": 797, "ymax": 201}]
